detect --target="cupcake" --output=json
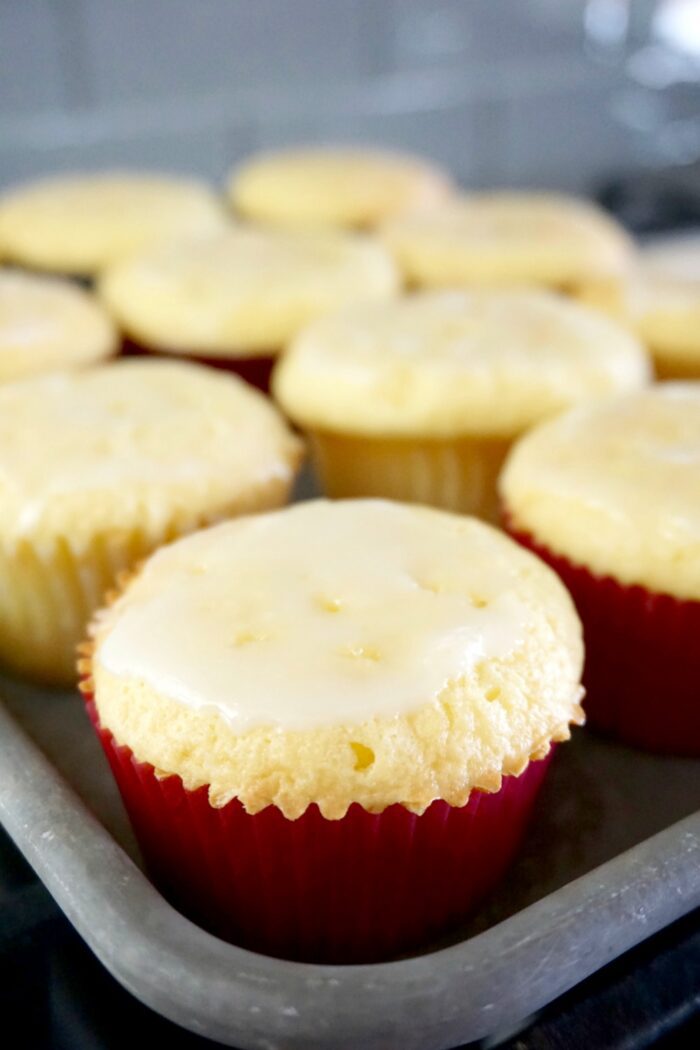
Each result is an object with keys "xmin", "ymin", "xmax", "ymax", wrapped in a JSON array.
[
  {"xmin": 273, "ymin": 289, "xmax": 650, "ymax": 521},
  {"xmin": 80, "ymin": 498, "xmax": 584, "ymax": 963},
  {"xmin": 0, "ymin": 359, "xmax": 302, "ymax": 685},
  {"xmin": 228, "ymin": 146, "xmax": 453, "ymax": 230},
  {"xmin": 99, "ymin": 227, "xmax": 399, "ymax": 392},
  {"xmin": 0, "ymin": 172, "xmax": 228, "ymax": 278},
  {"xmin": 500, "ymin": 383, "xmax": 700, "ymax": 756},
  {"xmin": 380, "ymin": 191, "xmax": 633, "ymax": 311},
  {"xmin": 0, "ymin": 269, "xmax": 117, "ymax": 383},
  {"xmin": 628, "ymin": 234, "xmax": 700, "ymax": 379}
]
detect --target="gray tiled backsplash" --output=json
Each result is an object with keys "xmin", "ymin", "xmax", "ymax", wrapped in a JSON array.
[
  {"xmin": 0, "ymin": 119, "xmax": 245, "ymax": 187},
  {"xmin": 0, "ymin": 0, "xmax": 680, "ymax": 193},
  {"xmin": 75, "ymin": 0, "xmax": 375, "ymax": 105},
  {"xmin": 501, "ymin": 69, "xmax": 641, "ymax": 192},
  {"xmin": 390, "ymin": 0, "xmax": 586, "ymax": 69},
  {"xmin": 0, "ymin": 0, "xmax": 69, "ymax": 115}
]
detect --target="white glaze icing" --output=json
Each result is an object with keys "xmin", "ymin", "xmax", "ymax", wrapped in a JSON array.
[
  {"xmin": 380, "ymin": 192, "xmax": 632, "ymax": 289},
  {"xmin": 97, "ymin": 500, "xmax": 532, "ymax": 730},
  {"xmin": 0, "ymin": 173, "xmax": 228, "ymax": 274},
  {"xmin": 98, "ymin": 228, "xmax": 399, "ymax": 354},
  {"xmin": 0, "ymin": 270, "xmax": 115, "ymax": 381},
  {"xmin": 274, "ymin": 289, "xmax": 650, "ymax": 438},
  {"xmin": 501, "ymin": 383, "xmax": 700, "ymax": 597},
  {"xmin": 0, "ymin": 360, "xmax": 300, "ymax": 540},
  {"xmin": 229, "ymin": 147, "xmax": 452, "ymax": 228}
]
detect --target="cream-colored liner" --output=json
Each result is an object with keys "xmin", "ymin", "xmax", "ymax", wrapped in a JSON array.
[{"xmin": 309, "ymin": 431, "xmax": 511, "ymax": 522}]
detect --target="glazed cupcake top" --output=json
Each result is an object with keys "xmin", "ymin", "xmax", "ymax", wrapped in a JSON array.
[
  {"xmin": 0, "ymin": 172, "xmax": 228, "ymax": 275},
  {"xmin": 98, "ymin": 227, "xmax": 399, "ymax": 356},
  {"xmin": 88, "ymin": 499, "xmax": 584, "ymax": 818},
  {"xmin": 0, "ymin": 359, "xmax": 302, "ymax": 543},
  {"xmin": 0, "ymin": 270, "xmax": 116, "ymax": 382},
  {"xmin": 629, "ymin": 235, "xmax": 700, "ymax": 361},
  {"xmin": 380, "ymin": 192, "xmax": 633, "ymax": 289},
  {"xmin": 273, "ymin": 289, "xmax": 650, "ymax": 439},
  {"xmin": 501, "ymin": 383, "xmax": 700, "ymax": 599},
  {"xmin": 228, "ymin": 147, "xmax": 452, "ymax": 230}
]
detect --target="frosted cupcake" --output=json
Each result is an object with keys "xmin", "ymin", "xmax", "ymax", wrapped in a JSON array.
[
  {"xmin": 501, "ymin": 384, "xmax": 700, "ymax": 755},
  {"xmin": 273, "ymin": 289, "xmax": 650, "ymax": 521},
  {"xmin": 0, "ymin": 270, "xmax": 116, "ymax": 383},
  {"xmin": 81, "ymin": 498, "xmax": 584, "ymax": 962},
  {"xmin": 0, "ymin": 359, "xmax": 301, "ymax": 684},
  {"xmin": 381, "ymin": 192, "xmax": 633, "ymax": 311},
  {"xmin": 228, "ymin": 146, "xmax": 452, "ymax": 230},
  {"xmin": 99, "ymin": 227, "xmax": 399, "ymax": 391},
  {"xmin": 629, "ymin": 234, "xmax": 700, "ymax": 378},
  {"xmin": 0, "ymin": 172, "xmax": 228, "ymax": 278}
]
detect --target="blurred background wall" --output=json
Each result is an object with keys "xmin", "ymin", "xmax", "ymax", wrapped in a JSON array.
[{"xmin": 1, "ymin": 0, "xmax": 699, "ymax": 195}]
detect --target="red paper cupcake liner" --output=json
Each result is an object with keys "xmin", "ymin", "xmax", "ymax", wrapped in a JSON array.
[
  {"xmin": 504, "ymin": 514, "xmax": 700, "ymax": 756},
  {"xmin": 121, "ymin": 338, "xmax": 275, "ymax": 393},
  {"xmin": 83, "ymin": 694, "xmax": 552, "ymax": 963}
]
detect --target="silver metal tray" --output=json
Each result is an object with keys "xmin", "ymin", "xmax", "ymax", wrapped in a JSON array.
[{"xmin": 1, "ymin": 671, "xmax": 699, "ymax": 1049}]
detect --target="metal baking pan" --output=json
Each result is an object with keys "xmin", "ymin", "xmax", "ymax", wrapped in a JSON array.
[{"xmin": 1, "ymin": 669, "xmax": 699, "ymax": 1050}]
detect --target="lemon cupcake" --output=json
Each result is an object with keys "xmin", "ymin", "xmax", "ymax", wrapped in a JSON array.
[
  {"xmin": 0, "ymin": 269, "xmax": 117, "ymax": 383},
  {"xmin": 0, "ymin": 172, "xmax": 228, "ymax": 278},
  {"xmin": 501, "ymin": 383, "xmax": 700, "ymax": 755},
  {"xmin": 99, "ymin": 227, "xmax": 399, "ymax": 391},
  {"xmin": 381, "ymin": 191, "xmax": 633, "ymax": 311},
  {"xmin": 0, "ymin": 359, "xmax": 301, "ymax": 685},
  {"xmin": 628, "ymin": 234, "xmax": 700, "ymax": 378},
  {"xmin": 273, "ymin": 289, "xmax": 650, "ymax": 521},
  {"xmin": 81, "ymin": 498, "xmax": 584, "ymax": 962},
  {"xmin": 228, "ymin": 146, "xmax": 453, "ymax": 230}
]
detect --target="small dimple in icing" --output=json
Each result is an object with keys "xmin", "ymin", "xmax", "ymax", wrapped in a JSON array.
[{"xmin": 96, "ymin": 500, "xmax": 532, "ymax": 731}]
